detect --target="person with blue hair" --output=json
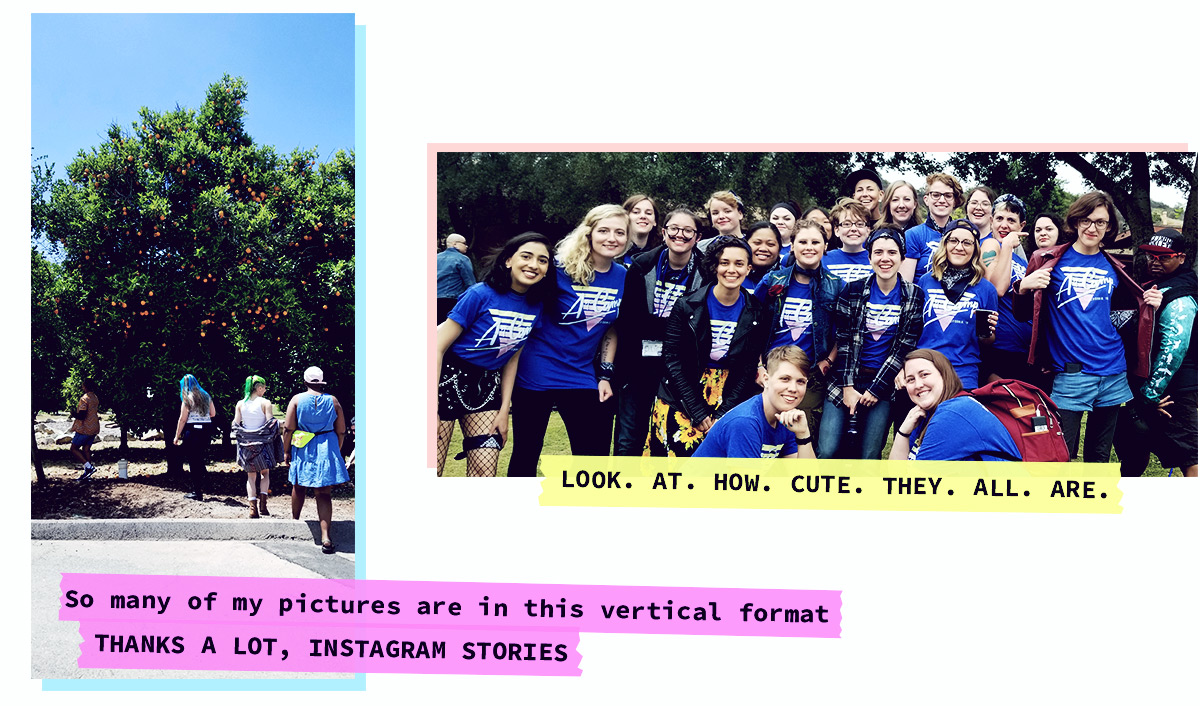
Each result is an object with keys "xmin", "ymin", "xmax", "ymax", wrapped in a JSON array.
[{"xmin": 173, "ymin": 374, "xmax": 218, "ymax": 501}]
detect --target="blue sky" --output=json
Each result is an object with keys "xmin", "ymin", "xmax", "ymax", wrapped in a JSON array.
[{"xmin": 32, "ymin": 13, "xmax": 354, "ymax": 179}]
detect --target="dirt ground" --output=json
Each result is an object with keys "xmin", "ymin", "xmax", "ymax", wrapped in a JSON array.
[{"xmin": 31, "ymin": 413, "xmax": 355, "ymax": 520}]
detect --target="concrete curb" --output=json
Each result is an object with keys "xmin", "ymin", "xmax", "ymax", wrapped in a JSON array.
[{"xmin": 31, "ymin": 519, "xmax": 355, "ymax": 545}]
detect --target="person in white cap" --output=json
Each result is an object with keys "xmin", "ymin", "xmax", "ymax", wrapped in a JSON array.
[{"xmin": 282, "ymin": 365, "xmax": 349, "ymax": 553}]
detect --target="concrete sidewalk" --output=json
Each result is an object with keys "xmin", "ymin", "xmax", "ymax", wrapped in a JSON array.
[
  {"xmin": 32, "ymin": 517, "xmax": 357, "ymax": 548},
  {"xmin": 33, "ymin": 536, "xmax": 358, "ymax": 681}
]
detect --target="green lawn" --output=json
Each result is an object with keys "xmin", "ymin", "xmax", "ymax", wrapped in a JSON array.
[
  {"xmin": 440, "ymin": 412, "xmax": 571, "ymax": 477},
  {"xmin": 442, "ymin": 409, "xmax": 1180, "ymax": 476},
  {"xmin": 879, "ymin": 413, "xmax": 1173, "ymax": 475}
]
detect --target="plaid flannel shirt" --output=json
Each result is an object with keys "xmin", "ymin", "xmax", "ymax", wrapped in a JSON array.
[{"xmin": 826, "ymin": 275, "xmax": 925, "ymax": 406}]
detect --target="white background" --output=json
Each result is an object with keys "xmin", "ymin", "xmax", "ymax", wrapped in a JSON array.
[{"xmin": 14, "ymin": 2, "xmax": 1200, "ymax": 704}]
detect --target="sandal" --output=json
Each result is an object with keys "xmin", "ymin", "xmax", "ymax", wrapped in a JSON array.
[{"xmin": 321, "ymin": 540, "xmax": 336, "ymax": 554}]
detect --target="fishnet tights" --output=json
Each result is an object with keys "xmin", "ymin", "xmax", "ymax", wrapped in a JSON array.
[{"xmin": 437, "ymin": 412, "xmax": 501, "ymax": 477}]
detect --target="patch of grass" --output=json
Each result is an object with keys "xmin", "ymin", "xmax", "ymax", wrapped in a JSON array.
[
  {"xmin": 439, "ymin": 406, "xmax": 1184, "ymax": 477},
  {"xmin": 440, "ymin": 412, "xmax": 571, "ymax": 477},
  {"xmin": 879, "ymin": 409, "xmax": 1175, "ymax": 475}
]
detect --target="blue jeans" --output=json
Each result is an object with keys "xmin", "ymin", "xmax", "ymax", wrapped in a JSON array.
[{"xmin": 817, "ymin": 397, "xmax": 892, "ymax": 460}]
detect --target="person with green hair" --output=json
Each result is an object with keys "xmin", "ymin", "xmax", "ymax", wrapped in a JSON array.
[{"xmin": 232, "ymin": 374, "xmax": 281, "ymax": 518}]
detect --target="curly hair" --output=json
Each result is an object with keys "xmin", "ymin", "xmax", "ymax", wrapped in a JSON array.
[{"xmin": 702, "ymin": 236, "xmax": 753, "ymax": 285}]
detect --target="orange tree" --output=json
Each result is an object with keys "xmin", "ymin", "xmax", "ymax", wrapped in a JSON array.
[{"xmin": 40, "ymin": 75, "xmax": 354, "ymax": 457}]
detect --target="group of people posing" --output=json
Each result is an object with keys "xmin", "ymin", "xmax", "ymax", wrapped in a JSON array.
[{"xmin": 435, "ymin": 169, "xmax": 1196, "ymax": 477}]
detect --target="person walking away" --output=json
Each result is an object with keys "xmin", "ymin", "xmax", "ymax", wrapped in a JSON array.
[
  {"xmin": 174, "ymin": 374, "xmax": 218, "ymax": 500},
  {"xmin": 283, "ymin": 366, "xmax": 349, "ymax": 553},
  {"xmin": 437, "ymin": 233, "xmax": 475, "ymax": 324}
]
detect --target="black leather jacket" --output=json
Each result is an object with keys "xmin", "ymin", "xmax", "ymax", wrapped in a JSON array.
[{"xmin": 656, "ymin": 284, "xmax": 769, "ymax": 424}]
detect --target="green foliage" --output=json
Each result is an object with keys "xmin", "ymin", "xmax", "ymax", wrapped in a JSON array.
[
  {"xmin": 37, "ymin": 75, "xmax": 354, "ymax": 433},
  {"xmin": 947, "ymin": 151, "xmax": 1076, "ymax": 220},
  {"xmin": 31, "ymin": 248, "xmax": 73, "ymax": 415},
  {"xmin": 436, "ymin": 152, "xmax": 948, "ymax": 254}
]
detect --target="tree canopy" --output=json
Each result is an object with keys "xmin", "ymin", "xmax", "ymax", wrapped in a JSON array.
[
  {"xmin": 436, "ymin": 150, "xmax": 1196, "ymax": 265},
  {"xmin": 33, "ymin": 75, "xmax": 355, "ymax": 438}
]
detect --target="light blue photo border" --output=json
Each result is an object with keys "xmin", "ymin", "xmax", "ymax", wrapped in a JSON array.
[{"xmin": 43, "ymin": 19, "xmax": 367, "ymax": 693}]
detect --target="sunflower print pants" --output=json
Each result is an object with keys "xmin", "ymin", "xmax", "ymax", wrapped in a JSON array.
[{"xmin": 644, "ymin": 367, "xmax": 729, "ymax": 457}]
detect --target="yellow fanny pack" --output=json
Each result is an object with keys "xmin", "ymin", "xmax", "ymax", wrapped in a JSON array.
[{"xmin": 292, "ymin": 426, "xmax": 334, "ymax": 447}]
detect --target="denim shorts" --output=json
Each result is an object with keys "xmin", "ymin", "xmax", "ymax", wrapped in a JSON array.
[
  {"xmin": 71, "ymin": 432, "xmax": 95, "ymax": 447},
  {"xmin": 1051, "ymin": 371, "xmax": 1132, "ymax": 411}
]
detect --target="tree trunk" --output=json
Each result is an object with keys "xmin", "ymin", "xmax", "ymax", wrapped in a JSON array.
[
  {"xmin": 31, "ymin": 414, "xmax": 46, "ymax": 484},
  {"xmin": 165, "ymin": 407, "xmax": 184, "ymax": 477},
  {"xmin": 1183, "ymin": 179, "xmax": 1197, "ymax": 247},
  {"xmin": 1055, "ymin": 151, "xmax": 1157, "ymax": 279}
]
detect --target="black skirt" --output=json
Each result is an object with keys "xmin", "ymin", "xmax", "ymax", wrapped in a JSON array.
[{"xmin": 438, "ymin": 352, "xmax": 502, "ymax": 419}]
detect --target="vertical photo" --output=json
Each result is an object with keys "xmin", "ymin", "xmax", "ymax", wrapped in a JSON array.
[{"xmin": 31, "ymin": 13, "xmax": 357, "ymax": 681}]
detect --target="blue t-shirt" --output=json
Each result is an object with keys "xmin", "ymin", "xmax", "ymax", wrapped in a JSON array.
[
  {"xmin": 994, "ymin": 249, "xmax": 1033, "ymax": 354},
  {"xmin": 779, "ymin": 244, "xmax": 791, "ymax": 263},
  {"xmin": 693, "ymin": 394, "xmax": 799, "ymax": 458},
  {"xmin": 517, "ymin": 264, "xmax": 626, "ymax": 390},
  {"xmin": 904, "ymin": 219, "xmax": 945, "ymax": 279},
  {"xmin": 915, "ymin": 273, "xmax": 999, "ymax": 389},
  {"xmin": 860, "ymin": 280, "xmax": 903, "ymax": 370},
  {"xmin": 653, "ymin": 251, "xmax": 693, "ymax": 318},
  {"xmin": 707, "ymin": 288, "xmax": 745, "ymax": 365},
  {"xmin": 823, "ymin": 249, "xmax": 872, "ymax": 283},
  {"xmin": 761, "ymin": 277, "xmax": 815, "ymax": 359},
  {"xmin": 908, "ymin": 396, "xmax": 1020, "ymax": 461},
  {"xmin": 1046, "ymin": 248, "xmax": 1124, "ymax": 375},
  {"xmin": 447, "ymin": 283, "xmax": 542, "ymax": 370}
]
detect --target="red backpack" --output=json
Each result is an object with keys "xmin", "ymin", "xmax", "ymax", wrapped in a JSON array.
[{"xmin": 956, "ymin": 379, "xmax": 1071, "ymax": 462}]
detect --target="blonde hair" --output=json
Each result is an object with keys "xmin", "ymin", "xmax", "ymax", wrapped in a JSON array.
[
  {"xmin": 556, "ymin": 204, "xmax": 630, "ymax": 285},
  {"xmin": 765, "ymin": 345, "xmax": 810, "ymax": 377},
  {"xmin": 706, "ymin": 191, "xmax": 743, "ymax": 214},
  {"xmin": 929, "ymin": 227, "xmax": 986, "ymax": 285}
]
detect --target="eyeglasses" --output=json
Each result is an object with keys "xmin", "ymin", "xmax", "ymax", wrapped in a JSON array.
[
  {"xmin": 966, "ymin": 199, "xmax": 992, "ymax": 209},
  {"xmin": 926, "ymin": 191, "xmax": 955, "ymax": 202},
  {"xmin": 1079, "ymin": 218, "xmax": 1109, "ymax": 232},
  {"xmin": 1145, "ymin": 251, "xmax": 1182, "ymax": 261},
  {"xmin": 665, "ymin": 225, "xmax": 697, "ymax": 237},
  {"xmin": 945, "ymin": 238, "xmax": 975, "ymax": 249},
  {"xmin": 837, "ymin": 221, "xmax": 868, "ymax": 230}
]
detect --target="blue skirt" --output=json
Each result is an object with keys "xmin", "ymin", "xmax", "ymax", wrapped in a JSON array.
[{"xmin": 288, "ymin": 431, "xmax": 349, "ymax": 488}]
